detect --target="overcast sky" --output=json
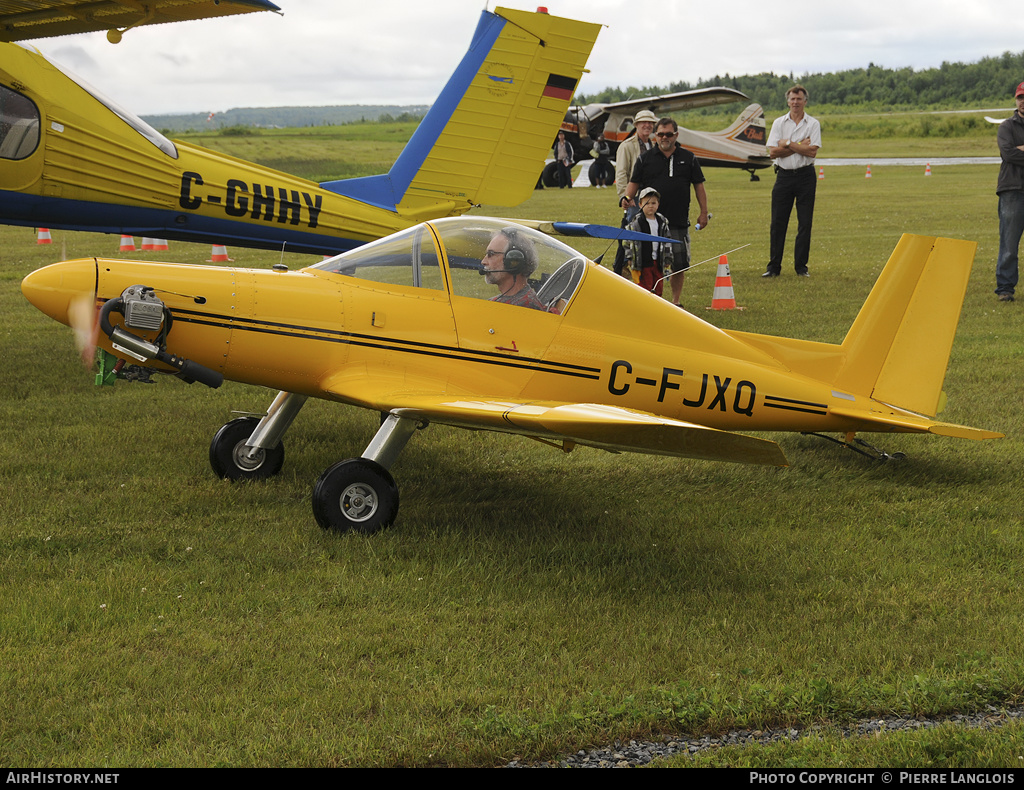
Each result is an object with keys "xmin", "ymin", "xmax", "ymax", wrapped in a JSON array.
[{"xmin": 27, "ymin": 0, "xmax": 1024, "ymax": 116}]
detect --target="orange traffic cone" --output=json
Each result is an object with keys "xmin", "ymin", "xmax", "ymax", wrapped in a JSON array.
[
  {"xmin": 707, "ymin": 255, "xmax": 743, "ymax": 311},
  {"xmin": 119, "ymin": 235, "xmax": 135, "ymax": 252},
  {"xmin": 141, "ymin": 238, "xmax": 156, "ymax": 250},
  {"xmin": 208, "ymin": 244, "xmax": 233, "ymax": 262},
  {"xmin": 151, "ymin": 239, "xmax": 169, "ymax": 251},
  {"xmin": 925, "ymin": 163, "xmax": 932, "ymax": 176},
  {"xmin": 36, "ymin": 228, "xmax": 52, "ymax": 244},
  {"xmin": 865, "ymin": 165, "xmax": 872, "ymax": 179},
  {"xmin": 818, "ymin": 167, "xmax": 825, "ymax": 180}
]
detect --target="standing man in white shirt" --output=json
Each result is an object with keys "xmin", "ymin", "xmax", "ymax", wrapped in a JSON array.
[{"xmin": 763, "ymin": 85, "xmax": 821, "ymax": 278}]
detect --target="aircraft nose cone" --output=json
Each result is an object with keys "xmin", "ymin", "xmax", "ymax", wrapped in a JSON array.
[{"xmin": 21, "ymin": 259, "xmax": 98, "ymax": 326}]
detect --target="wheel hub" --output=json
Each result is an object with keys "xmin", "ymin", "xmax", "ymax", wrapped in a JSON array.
[
  {"xmin": 341, "ymin": 483, "xmax": 378, "ymax": 522},
  {"xmin": 232, "ymin": 441, "xmax": 266, "ymax": 472}
]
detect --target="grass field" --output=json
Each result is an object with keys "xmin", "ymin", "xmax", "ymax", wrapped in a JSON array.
[{"xmin": 1, "ymin": 127, "xmax": 1023, "ymax": 768}]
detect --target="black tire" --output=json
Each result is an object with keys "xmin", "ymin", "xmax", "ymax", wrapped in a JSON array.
[
  {"xmin": 312, "ymin": 458, "xmax": 399, "ymax": 535},
  {"xmin": 209, "ymin": 417, "xmax": 284, "ymax": 480},
  {"xmin": 588, "ymin": 160, "xmax": 614, "ymax": 187},
  {"xmin": 541, "ymin": 161, "xmax": 560, "ymax": 188}
]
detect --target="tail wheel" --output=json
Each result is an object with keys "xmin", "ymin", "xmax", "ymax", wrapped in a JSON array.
[
  {"xmin": 313, "ymin": 458, "xmax": 399, "ymax": 535},
  {"xmin": 209, "ymin": 417, "xmax": 284, "ymax": 480}
]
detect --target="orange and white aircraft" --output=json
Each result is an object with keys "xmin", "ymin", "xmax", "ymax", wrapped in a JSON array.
[
  {"xmin": 22, "ymin": 217, "xmax": 1002, "ymax": 534},
  {"xmin": 0, "ymin": 4, "xmax": 601, "ymax": 254},
  {"xmin": 551, "ymin": 88, "xmax": 771, "ymax": 185}
]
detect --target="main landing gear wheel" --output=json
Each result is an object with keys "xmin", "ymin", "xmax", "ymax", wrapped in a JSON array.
[
  {"xmin": 313, "ymin": 458, "xmax": 399, "ymax": 535},
  {"xmin": 541, "ymin": 161, "xmax": 560, "ymax": 188},
  {"xmin": 209, "ymin": 417, "xmax": 285, "ymax": 480}
]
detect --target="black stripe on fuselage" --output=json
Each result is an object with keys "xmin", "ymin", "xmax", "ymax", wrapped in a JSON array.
[
  {"xmin": 763, "ymin": 394, "xmax": 829, "ymax": 416},
  {"xmin": 170, "ymin": 307, "xmax": 603, "ymax": 381}
]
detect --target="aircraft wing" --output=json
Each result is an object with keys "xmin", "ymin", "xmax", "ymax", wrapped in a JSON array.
[
  {"xmin": 602, "ymin": 87, "xmax": 752, "ymax": 115},
  {"xmin": 0, "ymin": 0, "xmax": 281, "ymax": 42},
  {"xmin": 321, "ymin": 373, "xmax": 787, "ymax": 466}
]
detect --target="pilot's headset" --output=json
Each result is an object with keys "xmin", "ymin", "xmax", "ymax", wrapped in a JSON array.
[{"xmin": 498, "ymin": 227, "xmax": 532, "ymax": 276}]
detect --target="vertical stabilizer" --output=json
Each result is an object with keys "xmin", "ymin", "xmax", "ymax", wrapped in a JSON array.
[
  {"xmin": 321, "ymin": 7, "xmax": 601, "ymax": 221},
  {"xmin": 833, "ymin": 235, "xmax": 977, "ymax": 416}
]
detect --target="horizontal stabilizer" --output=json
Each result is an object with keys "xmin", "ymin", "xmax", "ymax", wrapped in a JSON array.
[{"xmin": 828, "ymin": 405, "xmax": 1003, "ymax": 441}]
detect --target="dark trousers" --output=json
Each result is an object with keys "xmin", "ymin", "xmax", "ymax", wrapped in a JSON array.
[
  {"xmin": 768, "ymin": 165, "xmax": 816, "ymax": 274},
  {"xmin": 556, "ymin": 160, "xmax": 573, "ymax": 188}
]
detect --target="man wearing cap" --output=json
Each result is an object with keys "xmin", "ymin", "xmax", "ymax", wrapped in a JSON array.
[
  {"xmin": 763, "ymin": 84, "xmax": 821, "ymax": 278},
  {"xmin": 624, "ymin": 117, "xmax": 710, "ymax": 307},
  {"xmin": 995, "ymin": 82, "xmax": 1024, "ymax": 302},
  {"xmin": 612, "ymin": 110, "xmax": 658, "ymax": 276}
]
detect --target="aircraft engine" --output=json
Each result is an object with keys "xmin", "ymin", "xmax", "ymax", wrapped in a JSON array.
[{"xmin": 99, "ymin": 285, "xmax": 223, "ymax": 389}]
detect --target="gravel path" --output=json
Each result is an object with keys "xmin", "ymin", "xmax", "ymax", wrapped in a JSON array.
[{"xmin": 505, "ymin": 705, "xmax": 1024, "ymax": 768}]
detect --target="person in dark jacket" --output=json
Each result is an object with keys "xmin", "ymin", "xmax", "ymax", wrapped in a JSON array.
[{"xmin": 995, "ymin": 81, "xmax": 1024, "ymax": 302}]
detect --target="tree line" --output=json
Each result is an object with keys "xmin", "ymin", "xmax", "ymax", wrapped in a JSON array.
[{"xmin": 575, "ymin": 50, "xmax": 1024, "ymax": 111}]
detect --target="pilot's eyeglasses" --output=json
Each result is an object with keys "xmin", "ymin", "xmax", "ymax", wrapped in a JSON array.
[
  {"xmin": 656, "ymin": 131, "xmax": 677, "ymax": 138},
  {"xmin": 483, "ymin": 249, "xmax": 506, "ymax": 259}
]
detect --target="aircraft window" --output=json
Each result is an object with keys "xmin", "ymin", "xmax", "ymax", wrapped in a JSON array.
[
  {"xmin": 312, "ymin": 225, "xmax": 444, "ymax": 290},
  {"xmin": 437, "ymin": 218, "xmax": 586, "ymax": 314},
  {"xmin": 36, "ymin": 46, "xmax": 178, "ymax": 159},
  {"xmin": 0, "ymin": 86, "xmax": 40, "ymax": 160}
]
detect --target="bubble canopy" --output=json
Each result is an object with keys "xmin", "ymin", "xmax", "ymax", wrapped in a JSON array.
[{"xmin": 311, "ymin": 218, "xmax": 589, "ymax": 313}]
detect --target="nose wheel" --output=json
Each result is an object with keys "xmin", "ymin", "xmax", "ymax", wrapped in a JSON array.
[
  {"xmin": 209, "ymin": 417, "xmax": 285, "ymax": 480},
  {"xmin": 313, "ymin": 458, "xmax": 399, "ymax": 534}
]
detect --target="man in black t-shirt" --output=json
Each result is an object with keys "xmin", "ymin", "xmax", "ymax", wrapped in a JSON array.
[{"xmin": 624, "ymin": 117, "xmax": 709, "ymax": 307}]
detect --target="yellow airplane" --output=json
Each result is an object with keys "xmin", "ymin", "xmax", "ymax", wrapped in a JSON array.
[
  {"xmin": 22, "ymin": 217, "xmax": 1002, "ymax": 533},
  {"xmin": 0, "ymin": 5, "xmax": 601, "ymax": 254}
]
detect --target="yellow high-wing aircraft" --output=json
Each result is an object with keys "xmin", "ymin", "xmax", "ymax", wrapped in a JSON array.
[
  {"xmin": 0, "ymin": 5, "xmax": 601, "ymax": 254},
  {"xmin": 22, "ymin": 217, "xmax": 1002, "ymax": 534}
]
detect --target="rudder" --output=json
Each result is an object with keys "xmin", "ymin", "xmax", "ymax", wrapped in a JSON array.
[
  {"xmin": 321, "ymin": 7, "xmax": 601, "ymax": 222},
  {"xmin": 833, "ymin": 234, "xmax": 977, "ymax": 417}
]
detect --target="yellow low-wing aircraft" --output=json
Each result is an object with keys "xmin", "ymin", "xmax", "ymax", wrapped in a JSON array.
[
  {"xmin": 0, "ymin": 5, "xmax": 601, "ymax": 254},
  {"xmin": 22, "ymin": 217, "xmax": 1002, "ymax": 533}
]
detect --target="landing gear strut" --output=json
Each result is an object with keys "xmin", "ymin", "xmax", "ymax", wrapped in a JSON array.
[
  {"xmin": 210, "ymin": 395, "xmax": 422, "ymax": 534},
  {"xmin": 209, "ymin": 392, "xmax": 307, "ymax": 480}
]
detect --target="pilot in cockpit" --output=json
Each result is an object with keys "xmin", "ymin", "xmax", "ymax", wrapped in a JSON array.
[{"xmin": 480, "ymin": 227, "xmax": 546, "ymax": 310}]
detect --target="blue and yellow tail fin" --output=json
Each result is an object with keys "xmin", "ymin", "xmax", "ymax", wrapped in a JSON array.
[{"xmin": 321, "ymin": 7, "xmax": 601, "ymax": 221}]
